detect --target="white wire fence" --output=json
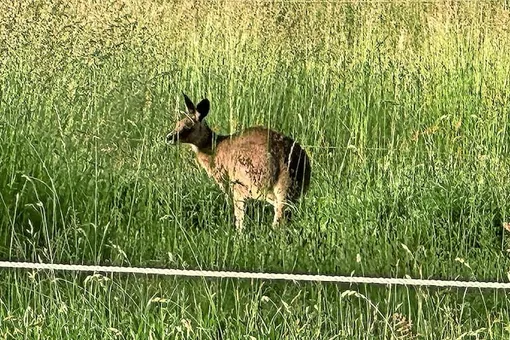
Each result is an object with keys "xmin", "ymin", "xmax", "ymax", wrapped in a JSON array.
[{"xmin": 1, "ymin": 261, "xmax": 510, "ymax": 289}]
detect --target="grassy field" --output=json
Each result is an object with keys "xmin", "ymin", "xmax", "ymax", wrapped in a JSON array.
[{"xmin": 2, "ymin": 0, "xmax": 510, "ymax": 338}]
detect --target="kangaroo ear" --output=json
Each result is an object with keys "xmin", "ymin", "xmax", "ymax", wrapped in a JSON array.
[
  {"xmin": 196, "ymin": 98, "xmax": 210, "ymax": 121},
  {"xmin": 182, "ymin": 93, "xmax": 195, "ymax": 113}
]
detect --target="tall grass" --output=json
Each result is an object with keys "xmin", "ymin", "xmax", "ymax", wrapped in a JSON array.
[{"xmin": 1, "ymin": 0, "xmax": 510, "ymax": 337}]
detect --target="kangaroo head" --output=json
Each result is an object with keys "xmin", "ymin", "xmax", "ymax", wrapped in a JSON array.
[{"xmin": 167, "ymin": 93, "xmax": 211, "ymax": 148}]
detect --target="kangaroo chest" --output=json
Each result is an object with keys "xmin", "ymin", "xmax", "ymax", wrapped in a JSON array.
[{"xmin": 195, "ymin": 151, "xmax": 228, "ymax": 186}]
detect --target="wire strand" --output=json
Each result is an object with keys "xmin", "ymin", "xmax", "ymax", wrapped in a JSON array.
[{"xmin": 1, "ymin": 261, "xmax": 509, "ymax": 289}]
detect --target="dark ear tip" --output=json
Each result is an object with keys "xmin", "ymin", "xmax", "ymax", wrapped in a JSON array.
[
  {"xmin": 183, "ymin": 92, "xmax": 195, "ymax": 111},
  {"xmin": 197, "ymin": 98, "xmax": 210, "ymax": 109},
  {"xmin": 196, "ymin": 98, "xmax": 210, "ymax": 121}
]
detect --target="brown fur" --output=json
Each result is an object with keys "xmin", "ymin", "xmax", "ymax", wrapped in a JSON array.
[{"xmin": 167, "ymin": 94, "xmax": 311, "ymax": 231}]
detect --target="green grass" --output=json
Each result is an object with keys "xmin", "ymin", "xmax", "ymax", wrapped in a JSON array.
[{"xmin": 2, "ymin": 0, "xmax": 510, "ymax": 338}]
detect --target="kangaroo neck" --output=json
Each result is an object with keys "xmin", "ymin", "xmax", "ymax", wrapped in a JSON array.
[
  {"xmin": 192, "ymin": 128, "xmax": 228, "ymax": 179},
  {"xmin": 194, "ymin": 126, "xmax": 228, "ymax": 155}
]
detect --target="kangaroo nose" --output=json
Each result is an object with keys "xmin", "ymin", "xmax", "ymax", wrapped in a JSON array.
[{"xmin": 166, "ymin": 132, "xmax": 177, "ymax": 144}]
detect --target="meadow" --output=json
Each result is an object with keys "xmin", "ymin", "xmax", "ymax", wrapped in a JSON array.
[{"xmin": 1, "ymin": 0, "xmax": 510, "ymax": 338}]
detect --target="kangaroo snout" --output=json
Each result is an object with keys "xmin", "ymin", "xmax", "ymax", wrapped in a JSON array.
[{"xmin": 166, "ymin": 132, "xmax": 177, "ymax": 144}]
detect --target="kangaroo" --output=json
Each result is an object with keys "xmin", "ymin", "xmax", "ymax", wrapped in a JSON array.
[{"xmin": 166, "ymin": 93, "xmax": 311, "ymax": 231}]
